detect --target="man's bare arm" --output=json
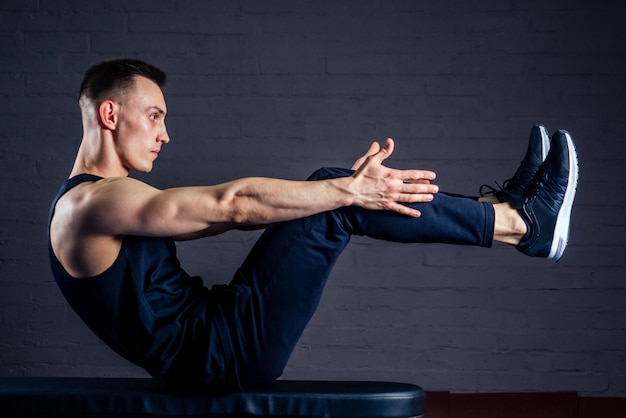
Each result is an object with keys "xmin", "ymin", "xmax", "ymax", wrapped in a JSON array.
[{"xmin": 72, "ymin": 139, "xmax": 438, "ymax": 239}]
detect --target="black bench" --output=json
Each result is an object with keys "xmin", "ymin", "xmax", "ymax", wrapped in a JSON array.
[{"xmin": 0, "ymin": 377, "xmax": 425, "ymax": 417}]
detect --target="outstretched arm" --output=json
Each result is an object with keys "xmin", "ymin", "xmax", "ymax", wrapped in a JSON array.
[
  {"xmin": 174, "ymin": 139, "xmax": 438, "ymax": 240},
  {"xmin": 68, "ymin": 139, "xmax": 438, "ymax": 240}
]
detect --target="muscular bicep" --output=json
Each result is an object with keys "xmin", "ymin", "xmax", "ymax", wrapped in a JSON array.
[{"xmin": 75, "ymin": 178, "xmax": 228, "ymax": 238}]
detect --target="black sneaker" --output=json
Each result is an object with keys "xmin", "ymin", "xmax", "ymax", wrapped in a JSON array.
[
  {"xmin": 480, "ymin": 125, "xmax": 550, "ymax": 208},
  {"xmin": 517, "ymin": 130, "xmax": 579, "ymax": 262}
]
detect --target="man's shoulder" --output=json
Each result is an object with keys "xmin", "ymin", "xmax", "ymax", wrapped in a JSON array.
[
  {"xmin": 56, "ymin": 176, "xmax": 155, "ymax": 219},
  {"xmin": 77, "ymin": 176, "xmax": 156, "ymax": 198},
  {"xmin": 91, "ymin": 176, "xmax": 149, "ymax": 188}
]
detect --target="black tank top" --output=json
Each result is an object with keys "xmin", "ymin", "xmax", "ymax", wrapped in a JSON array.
[{"xmin": 47, "ymin": 174, "xmax": 222, "ymax": 382}]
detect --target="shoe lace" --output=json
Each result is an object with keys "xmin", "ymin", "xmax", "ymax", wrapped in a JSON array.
[
  {"xmin": 523, "ymin": 165, "xmax": 566, "ymax": 207},
  {"xmin": 479, "ymin": 180, "xmax": 507, "ymax": 197},
  {"xmin": 479, "ymin": 158, "xmax": 541, "ymax": 198}
]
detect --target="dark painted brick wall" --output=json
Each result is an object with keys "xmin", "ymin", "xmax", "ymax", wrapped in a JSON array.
[{"xmin": 1, "ymin": 0, "xmax": 625, "ymax": 396}]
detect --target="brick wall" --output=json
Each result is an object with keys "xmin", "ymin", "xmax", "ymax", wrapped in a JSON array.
[{"xmin": 1, "ymin": 0, "xmax": 625, "ymax": 396}]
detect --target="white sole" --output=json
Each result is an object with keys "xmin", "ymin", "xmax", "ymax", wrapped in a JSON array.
[
  {"xmin": 538, "ymin": 125, "xmax": 550, "ymax": 161},
  {"xmin": 548, "ymin": 131, "xmax": 579, "ymax": 262}
]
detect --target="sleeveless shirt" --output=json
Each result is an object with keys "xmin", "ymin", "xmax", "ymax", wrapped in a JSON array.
[{"xmin": 47, "ymin": 174, "xmax": 228, "ymax": 385}]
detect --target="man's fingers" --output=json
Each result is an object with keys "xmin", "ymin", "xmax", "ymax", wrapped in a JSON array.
[
  {"xmin": 396, "ymin": 192, "xmax": 436, "ymax": 203},
  {"xmin": 397, "ymin": 169, "xmax": 437, "ymax": 183},
  {"xmin": 384, "ymin": 184, "xmax": 439, "ymax": 217},
  {"xmin": 403, "ymin": 182, "xmax": 439, "ymax": 195},
  {"xmin": 401, "ymin": 179, "xmax": 433, "ymax": 186},
  {"xmin": 351, "ymin": 138, "xmax": 441, "ymax": 217},
  {"xmin": 351, "ymin": 141, "xmax": 381, "ymax": 170},
  {"xmin": 375, "ymin": 138, "xmax": 395, "ymax": 163},
  {"xmin": 367, "ymin": 141, "xmax": 381, "ymax": 156},
  {"xmin": 387, "ymin": 202, "xmax": 421, "ymax": 218},
  {"xmin": 388, "ymin": 182, "xmax": 438, "ymax": 207}
]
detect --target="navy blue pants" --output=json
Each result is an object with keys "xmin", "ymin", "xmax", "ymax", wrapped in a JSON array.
[{"xmin": 211, "ymin": 167, "xmax": 494, "ymax": 390}]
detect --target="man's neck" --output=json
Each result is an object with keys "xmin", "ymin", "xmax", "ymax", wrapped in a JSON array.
[{"xmin": 70, "ymin": 132, "xmax": 129, "ymax": 179}]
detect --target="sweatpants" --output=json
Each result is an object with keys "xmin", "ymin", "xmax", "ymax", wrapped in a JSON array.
[{"xmin": 205, "ymin": 167, "xmax": 494, "ymax": 390}]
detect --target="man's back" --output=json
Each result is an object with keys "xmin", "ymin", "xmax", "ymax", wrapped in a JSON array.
[
  {"xmin": 48, "ymin": 174, "xmax": 217, "ymax": 384},
  {"xmin": 49, "ymin": 177, "xmax": 125, "ymax": 279}
]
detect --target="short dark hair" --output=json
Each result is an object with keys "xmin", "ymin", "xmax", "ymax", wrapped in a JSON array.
[{"xmin": 79, "ymin": 58, "xmax": 166, "ymax": 105}]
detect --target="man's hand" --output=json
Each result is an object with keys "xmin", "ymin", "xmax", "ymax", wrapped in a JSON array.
[{"xmin": 349, "ymin": 138, "xmax": 438, "ymax": 217}]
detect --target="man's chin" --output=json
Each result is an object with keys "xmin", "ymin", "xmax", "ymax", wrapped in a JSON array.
[{"xmin": 129, "ymin": 165, "xmax": 154, "ymax": 175}]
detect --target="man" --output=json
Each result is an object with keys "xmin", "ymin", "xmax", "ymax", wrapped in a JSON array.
[{"xmin": 48, "ymin": 59, "xmax": 578, "ymax": 391}]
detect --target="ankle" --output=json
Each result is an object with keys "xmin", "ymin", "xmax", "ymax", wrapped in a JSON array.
[{"xmin": 493, "ymin": 203, "xmax": 527, "ymax": 245}]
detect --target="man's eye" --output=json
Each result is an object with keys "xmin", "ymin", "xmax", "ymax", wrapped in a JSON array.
[{"xmin": 150, "ymin": 114, "xmax": 158, "ymax": 121}]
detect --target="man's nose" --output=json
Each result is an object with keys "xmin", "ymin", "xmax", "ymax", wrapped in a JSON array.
[{"xmin": 159, "ymin": 126, "xmax": 170, "ymax": 144}]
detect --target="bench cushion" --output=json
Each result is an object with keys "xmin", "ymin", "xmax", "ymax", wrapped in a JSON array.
[{"xmin": 0, "ymin": 377, "xmax": 425, "ymax": 417}]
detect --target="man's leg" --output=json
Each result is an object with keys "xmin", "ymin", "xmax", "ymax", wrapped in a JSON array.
[
  {"xmin": 214, "ymin": 167, "xmax": 494, "ymax": 389},
  {"xmin": 211, "ymin": 129, "xmax": 578, "ymax": 389}
]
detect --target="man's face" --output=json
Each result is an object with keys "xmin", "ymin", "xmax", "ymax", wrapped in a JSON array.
[{"xmin": 114, "ymin": 76, "xmax": 169, "ymax": 174}]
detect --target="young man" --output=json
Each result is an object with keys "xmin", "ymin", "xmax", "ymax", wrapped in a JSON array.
[{"xmin": 48, "ymin": 59, "xmax": 578, "ymax": 391}]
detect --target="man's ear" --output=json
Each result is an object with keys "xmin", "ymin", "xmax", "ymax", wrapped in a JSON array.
[{"xmin": 98, "ymin": 100, "xmax": 118, "ymax": 130}]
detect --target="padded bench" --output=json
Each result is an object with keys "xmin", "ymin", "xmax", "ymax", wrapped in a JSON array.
[{"xmin": 0, "ymin": 377, "xmax": 425, "ymax": 417}]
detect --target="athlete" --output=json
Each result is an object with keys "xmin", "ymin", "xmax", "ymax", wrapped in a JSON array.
[{"xmin": 48, "ymin": 59, "xmax": 578, "ymax": 391}]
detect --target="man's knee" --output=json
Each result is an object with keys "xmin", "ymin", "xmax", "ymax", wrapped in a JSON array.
[{"xmin": 306, "ymin": 167, "xmax": 354, "ymax": 181}]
